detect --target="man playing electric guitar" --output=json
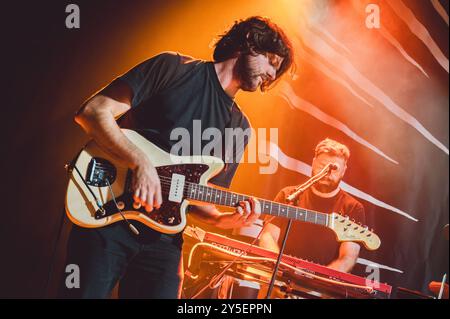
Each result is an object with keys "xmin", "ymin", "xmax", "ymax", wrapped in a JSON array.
[{"xmin": 60, "ymin": 16, "xmax": 294, "ymax": 299}]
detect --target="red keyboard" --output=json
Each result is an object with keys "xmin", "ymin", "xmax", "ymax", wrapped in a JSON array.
[{"xmin": 184, "ymin": 227, "xmax": 392, "ymax": 299}]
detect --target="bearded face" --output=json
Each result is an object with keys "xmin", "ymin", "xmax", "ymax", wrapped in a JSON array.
[
  {"xmin": 234, "ymin": 51, "xmax": 283, "ymax": 92},
  {"xmin": 311, "ymin": 153, "xmax": 347, "ymax": 193}
]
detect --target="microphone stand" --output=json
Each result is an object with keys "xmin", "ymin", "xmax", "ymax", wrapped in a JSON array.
[{"xmin": 265, "ymin": 163, "xmax": 335, "ymax": 299}]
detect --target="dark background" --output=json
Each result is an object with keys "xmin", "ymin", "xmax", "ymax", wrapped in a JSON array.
[{"xmin": 1, "ymin": 0, "xmax": 448, "ymax": 298}]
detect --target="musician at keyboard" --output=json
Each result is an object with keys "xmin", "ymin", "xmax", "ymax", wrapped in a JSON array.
[{"xmin": 258, "ymin": 138, "xmax": 366, "ymax": 273}]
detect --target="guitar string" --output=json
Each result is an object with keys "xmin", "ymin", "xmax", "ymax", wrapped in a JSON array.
[
  {"xmin": 145, "ymin": 180, "xmax": 371, "ymax": 241},
  {"xmin": 94, "ymin": 165, "xmax": 363, "ymax": 222},
  {"xmin": 96, "ymin": 168, "xmax": 328, "ymax": 218},
  {"xmin": 157, "ymin": 176, "xmax": 338, "ymax": 221},
  {"xmin": 136, "ymin": 180, "xmax": 360, "ymax": 232},
  {"xmin": 113, "ymin": 173, "xmax": 332, "ymax": 215},
  {"xmin": 156, "ymin": 177, "xmax": 322, "ymax": 217},
  {"xmin": 148, "ymin": 177, "xmax": 345, "ymax": 225},
  {"xmin": 158, "ymin": 176, "xmax": 367, "ymax": 227},
  {"xmin": 98, "ymin": 173, "xmax": 368, "ymax": 230}
]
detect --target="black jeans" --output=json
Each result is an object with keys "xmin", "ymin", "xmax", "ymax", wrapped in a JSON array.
[{"xmin": 59, "ymin": 222, "xmax": 183, "ymax": 299}]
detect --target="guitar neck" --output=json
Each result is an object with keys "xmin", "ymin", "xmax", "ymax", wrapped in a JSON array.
[{"xmin": 187, "ymin": 183, "xmax": 329, "ymax": 227}]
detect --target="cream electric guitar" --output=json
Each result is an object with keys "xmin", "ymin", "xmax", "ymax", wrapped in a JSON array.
[{"xmin": 65, "ymin": 129, "xmax": 381, "ymax": 250}]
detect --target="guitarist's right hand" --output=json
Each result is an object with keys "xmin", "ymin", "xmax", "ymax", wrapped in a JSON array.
[
  {"xmin": 131, "ymin": 158, "xmax": 163, "ymax": 212},
  {"xmin": 73, "ymin": 84, "xmax": 163, "ymax": 213}
]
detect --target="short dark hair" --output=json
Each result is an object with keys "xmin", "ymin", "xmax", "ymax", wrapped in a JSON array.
[
  {"xmin": 213, "ymin": 16, "xmax": 295, "ymax": 91},
  {"xmin": 315, "ymin": 138, "xmax": 350, "ymax": 162}
]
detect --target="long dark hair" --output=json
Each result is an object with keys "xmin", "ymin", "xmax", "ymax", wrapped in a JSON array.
[{"xmin": 213, "ymin": 16, "xmax": 295, "ymax": 91}]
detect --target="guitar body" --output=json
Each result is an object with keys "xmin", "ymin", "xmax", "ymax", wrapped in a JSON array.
[{"xmin": 65, "ymin": 129, "xmax": 224, "ymax": 234}]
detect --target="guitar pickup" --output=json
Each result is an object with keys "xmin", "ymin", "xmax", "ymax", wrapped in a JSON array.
[{"xmin": 168, "ymin": 173, "xmax": 185, "ymax": 203}]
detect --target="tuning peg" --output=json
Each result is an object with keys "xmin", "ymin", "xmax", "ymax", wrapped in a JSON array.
[{"xmin": 359, "ymin": 226, "xmax": 368, "ymax": 234}]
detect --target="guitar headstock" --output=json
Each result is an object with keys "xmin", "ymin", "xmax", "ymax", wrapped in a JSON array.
[{"xmin": 328, "ymin": 213, "xmax": 381, "ymax": 251}]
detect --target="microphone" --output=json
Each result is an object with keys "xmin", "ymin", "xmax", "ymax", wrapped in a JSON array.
[
  {"xmin": 286, "ymin": 162, "xmax": 339, "ymax": 202},
  {"xmin": 328, "ymin": 163, "xmax": 340, "ymax": 171}
]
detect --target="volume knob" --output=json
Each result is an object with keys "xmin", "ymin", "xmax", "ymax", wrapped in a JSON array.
[{"xmin": 116, "ymin": 201, "xmax": 125, "ymax": 210}]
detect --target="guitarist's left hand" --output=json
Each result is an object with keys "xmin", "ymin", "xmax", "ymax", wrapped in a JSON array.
[{"xmin": 219, "ymin": 197, "xmax": 261, "ymax": 229}]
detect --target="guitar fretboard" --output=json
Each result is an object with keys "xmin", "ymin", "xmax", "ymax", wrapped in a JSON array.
[{"xmin": 187, "ymin": 183, "xmax": 328, "ymax": 226}]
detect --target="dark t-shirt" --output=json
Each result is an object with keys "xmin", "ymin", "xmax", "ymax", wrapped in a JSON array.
[
  {"xmin": 107, "ymin": 52, "xmax": 251, "ymax": 244},
  {"xmin": 116, "ymin": 51, "xmax": 250, "ymax": 187},
  {"xmin": 269, "ymin": 186, "xmax": 365, "ymax": 266}
]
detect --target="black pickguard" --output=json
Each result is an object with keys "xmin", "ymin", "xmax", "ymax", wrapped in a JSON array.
[{"xmin": 94, "ymin": 163, "xmax": 210, "ymax": 228}]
